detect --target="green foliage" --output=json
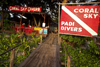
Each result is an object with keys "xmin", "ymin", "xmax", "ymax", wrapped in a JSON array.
[
  {"xmin": 61, "ymin": 34, "xmax": 86, "ymax": 47},
  {"xmin": 60, "ymin": 34, "xmax": 100, "ymax": 67},
  {"xmin": 31, "ymin": 33, "xmax": 40, "ymax": 47},
  {"xmin": 88, "ymin": 40, "xmax": 100, "ymax": 55},
  {"xmin": 68, "ymin": 36, "xmax": 73, "ymax": 42},
  {"xmin": 61, "ymin": 35, "xmax": 68, "ymax": 40},
  {"xmin": 0, "ymin": 33, "xmax": 40, "ymax": 67},
  {"xmin": 3, "ymin": 22, "xmax": 13, "ymax": 30}
]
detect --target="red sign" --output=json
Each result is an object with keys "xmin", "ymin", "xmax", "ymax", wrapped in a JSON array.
[
  {"xmin": 59, "ymin": 6, "xmax": 100, "ymax": 37},
  {"xmin": 9, "ymin": 6, "xmax": 41, "ymax": 12}
]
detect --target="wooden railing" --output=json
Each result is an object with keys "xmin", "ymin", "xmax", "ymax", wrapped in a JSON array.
[
  {"xmin": 0, "ymin": 38, "xmax": 33, "ymax": 67},
  {"xmin": 62, "ymin": 42, "xmax": 75, "ymax": 67},
  {"xmin": 0, "ymin": 34, "xmax": 42, "ymax": 67}
]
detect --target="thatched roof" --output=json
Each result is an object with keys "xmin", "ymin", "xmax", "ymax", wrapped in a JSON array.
[{"xmin": 1, "ymin": 10, "xmax": 52, "ymax": 26}]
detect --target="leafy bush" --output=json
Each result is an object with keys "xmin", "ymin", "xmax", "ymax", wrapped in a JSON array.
[
  {"xmin": 0, "ymin": 33, "xmax": 40, "ymax": 67},
  {"xmin": 60, "ymin": 34, "xmax": 100, "ymax": 67}
]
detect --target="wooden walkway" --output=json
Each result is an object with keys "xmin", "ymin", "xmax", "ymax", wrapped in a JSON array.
[{"xmin": 18, "ymin": 33, "xmax": 61, "ymax": 67}]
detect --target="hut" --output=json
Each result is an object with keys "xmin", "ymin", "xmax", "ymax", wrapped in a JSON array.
[{"xmin": 0, "ymin": 10, "xmax": 52, "ymax": 36}]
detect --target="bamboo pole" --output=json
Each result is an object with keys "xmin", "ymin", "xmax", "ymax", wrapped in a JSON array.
[
  {"xmin": 58, "ymin": 2, "xmax": 100, "ymax": 5},
  {"xmin": 10, "ymin": 49, "xmax": 15, "ymax": 67}
]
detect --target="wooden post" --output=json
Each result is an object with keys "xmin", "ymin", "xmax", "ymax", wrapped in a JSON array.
[
  {"xmin": 58, "ymin": 3, "xmax": 61, "ymax": 44},
  {"xmin": 44, "ymin": 14, "xmax": 46, "ymax": 23},
  {"xmin": 10, "ymin": 49, "xmax": 15, "ymax": 67},
  {"xmin": 29, "ymin": 20, "xmax": 30, "ymax": 25},
  {"xmin": 93, "ymin": 37, "xmax": 96, "ymax": 43},
  {"xmin": 1, "ymin": 11, "xmax": 4, "ymax": 30},
  {"xmin": 65, "ymin": 50, "xmax": 67, "ymax": 67},
  {"xmin": 44, "ymin": 15, "xmax": 45, "ymax": 23},
  {"xmin": 48, "ymin": 18, "xmax": 49, "ymax": 26},
  {"xmin": 67, "ymin": 56, "xmax": 70, "ymax": 67},
  {"xmin": 41, "ymin": 14, "xmax": 46, "ymax": 23},
  {"xmin": 58, "ymin": 37, "xmax": 61, "ymax": 45},
  {"xmin": 20, "ymin": 13, "xmax": 23, "ymax": 27},
  {"xmin": 40, "ymin": 34, "xmax": 42, "ymax": 44}
]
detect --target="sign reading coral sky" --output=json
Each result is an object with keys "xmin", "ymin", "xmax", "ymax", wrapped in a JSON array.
[
  {"xmin": 9, "ymin": 6, "xmax": 41, "ymax": 12},
  {"xmin": 59, "ymin": 6, "xmax": 100, "ymax": 37}
]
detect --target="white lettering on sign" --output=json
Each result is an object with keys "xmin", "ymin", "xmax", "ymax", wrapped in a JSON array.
[
  {"xmin": 61, "ymin": 26, "xmax": 82, "ymax": 32},
  {"xmin": 21, "ymin": 7, "xmax": 27, "ymax": 11},
  {"xmin": 74, "ymin": 8, "xmax": 99, "ymax": 13},
  {"xmin": 62, "ymin": 6, "xmax": 97, "ymax": 36},
  {"xmin": 61, "ymin": 21, "xmax": 74, "ymax": 26},
  {"xmin": 11, "ymin": 7, "xmax": 19, "ymax": 11},
  {"xmin": 74, "ymin": 8, "xmax": 99, "ymax": 18},
  {"xmin": 9, "ymin": 6, "xmax": 41, "ymax": 12},
  {"xmin": 84, "ymin": 14, "xmax": 98, "ymax": 18},
  {"xmin": 28, "ymin": 7, "xmax": 40, "ymax": 12},
  {"xmin": 61, "ymin": 21, "xmax": 82, "ymax": 32}
]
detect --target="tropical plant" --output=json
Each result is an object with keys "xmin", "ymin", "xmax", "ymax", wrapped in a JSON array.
[
  {"xmin": 60, "ymin": 34, "xmax": 100, "ymax": 67},
  {"xmin": 0, "ymin": 33, "xmax": 40, "ymax": 67}
]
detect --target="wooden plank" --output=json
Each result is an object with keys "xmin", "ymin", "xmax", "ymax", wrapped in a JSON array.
[
  {"xmin": 18, "ymin": 42, "xmax": 43, "ymax": 67},
  {"xmin": 18, "ymin": 33, "xmax": 61, "ymax": 67},
  {"xmin": 56, "ymin": 43, "xmax": 61, "ymax": 67},
  {"xmin": 33, "ymin": 44, "xmax": 48, "ymax": 67},
  {"xmin": 18, "ymin": 34, "xmax": 51, "ymax": 67},
  {"xmin": 36, "ymin": 44, "xmax": 49, "ymax": 67}
]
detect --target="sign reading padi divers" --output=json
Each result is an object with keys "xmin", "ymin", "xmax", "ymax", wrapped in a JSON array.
[{"xmin": 59, "ymin": 6, "xmax": 100, "ymax": 37}]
